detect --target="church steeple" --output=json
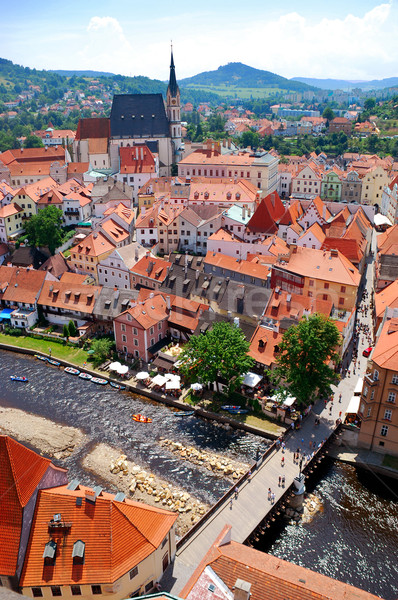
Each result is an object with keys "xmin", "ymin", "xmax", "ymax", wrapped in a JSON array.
[
  {"xmin": 168, "ymin": 48, "xmax": 179, "ymax": 98},
  {"xmin": 166, "ymin": 44, "xmax": 181, "ymax": 166}
]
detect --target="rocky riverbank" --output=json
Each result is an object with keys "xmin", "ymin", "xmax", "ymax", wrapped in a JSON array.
[
  {"xmin": 159, "ymin": 437, "xmax": 249, "ymax": 480},
  {"xmin": 82, "ymin": 443, "xmax": 210, "ymax": 537},
  {"xmin": 0, "ymin": 407, "xmax": 84, "ymax": 458}
]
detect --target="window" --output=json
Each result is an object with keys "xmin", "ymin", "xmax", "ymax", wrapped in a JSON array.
[
  {"xmin": 134, "ymin": 339, "xmax": 138, "ymax": 347},
  {"xmin": 32, "ymin": 589, "xmax": 43, "ymax": 598},
  {"xmin": 384, "ymin": 409, "xmax": 392, "ymax": 421},
  {"xmin": 122, "ymin": 335, "xmax": 127, "ymax": 343},
  {"xmin": 308, "ymin": 291, "xmax": 313, "ymax": 297},
  {"xmin": 158, "ymin": 322, "xmax": 162, "ymax": 330},
  {"xmin": 71, "ymin": 587, "xmax": 81, "ymax": 596},
  {"xmin": 145, "ymin": 582, "xmax": 154, "ymax": 593},
  {"xmin": 324, "ymin": 282, "xmax": 329, "ymax": 289},
  {"xmin": 392, "ymin": 374, "xmax": 398, "ymax": 384},
  {"xmin": 309, "ymin": 280, "xmax": 314, "ymax": 287},
  {"xmin": 121, "ymin": 324, "xmax": 126, "ymax": 332},
  {"xmin": 133, "ymin": 328, "xmax": 138, "ymax": 335},
  {"xmin": 363, "ymin": 386, "xmax": 368, "ymax": 396},
  {"xmin": 367, "ymin": 407, "xmax": 372, "ymax": 417},
  {"xmin": 339, "ymin": 297, "xmax": 344, "ymax": 305},
  {"xmin": 341, "ymin": 285, "xmax": 346, "ymax": 293},
  {"xmin": 91, "ymin": 586, "xmax": 102, "ymax": 595},
  {"xmin": 51, "ymin": 588, "xmax": 62, "ymax": 597},
  {"xmin": 373, "ymin": 370, "xmax": 379, "ymax": 381},
  {"xmin": 387, "ymin": 392, "xmax": 396, "ymax": 403},
  {"xmin": 129, "ymin": 567, "xmax": 138, "ymax": 580},
  {"xmin": 150, "ymin": 327, "xmax": 154, "ymax": 335},
  {"xmin": 322, "ymin": 294, "xmax": 328, "ymax": 301},
  {"xmin": 380, "ymin": 425, "xmax": 388, "ymax": 437}
]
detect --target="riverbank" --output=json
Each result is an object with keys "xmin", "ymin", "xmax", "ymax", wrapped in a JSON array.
[{"xmin": 0, "ymin": 406, "xmax": 84, "ymax": 459}]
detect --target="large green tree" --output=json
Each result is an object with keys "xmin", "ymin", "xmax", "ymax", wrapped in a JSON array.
[
  {"xmin": 322, "ymin": 106, "xmax": 335, "ymax": 123},
  {"xmin": 271, "ymin": 313, "xmax": 341, "ymax": 407},
  {"xmin": 90, "ymin": 338, "xmax": 114, "ymax": 367},
  {"xmin": 178, "ymin": 321, "xmax": 254, "ymax": 394},
  {"xmin": 23, "ymin": 134, "xmax": 44, "ymax": 148},
  {"xmin": 24, "ymin": 205, "xmax": 63, "ymax": 254}
]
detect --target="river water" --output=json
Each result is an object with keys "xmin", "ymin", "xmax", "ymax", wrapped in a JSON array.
[{"xmin": 1, "ymin": 350, "xmax": 398, "ymax": 599}]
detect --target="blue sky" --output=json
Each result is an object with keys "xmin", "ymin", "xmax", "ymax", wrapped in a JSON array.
[{"xmin": 1, "ymin": 1, "xmax": 397, "ymax": 81}]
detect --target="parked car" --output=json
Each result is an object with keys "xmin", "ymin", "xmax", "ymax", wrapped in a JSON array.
[{"xmin": 362, "ymin": 346, "xmax": 373, "ymax": 357}]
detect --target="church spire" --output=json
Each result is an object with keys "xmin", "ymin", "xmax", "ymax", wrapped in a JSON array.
[{"xmin": 168, "ymin": 44, "xmax": 179, "ymax": 98}]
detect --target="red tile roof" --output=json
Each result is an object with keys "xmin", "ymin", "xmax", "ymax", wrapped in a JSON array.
[
  {"xmin": 246, "ymin": 191, "xmax": 284, "ymax": 234},
  {"xmin": 0, "ymin": 266, "xmax": 46, "ymax": 304},
  {"xmin": 131, "ymin": 255, "xmax": 171, "ymax": 283},
  {"xmin": 20, "ymin": 484, "xmax": 176, "ymax": 587},
  {"xmin": 0, "ymin": 436, "xmax": 52, "ymax": 576},
  {"xmin": 75, "ymin": 117, "xmax": 110, "ymax": 140},
  {"xmin": 38, "ymin": 280, "xmax": 101, "ymax": 314},
  {"xmin": 119, "ymin": 145, "xmax": 156, "ymax": 174}
]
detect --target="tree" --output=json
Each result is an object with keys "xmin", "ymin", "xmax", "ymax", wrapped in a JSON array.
[
  {"xmin": 364, "ymin": 98, "xmax": 376, "ymax": 111},
  {"xmin": 63, "ymin": 324, "xmax": 70, "ymax": 339},
  {"xmin": 322, "ymin": 106, "xmax": 335, "ymax": 123},
  {"xmin": 24, "ymin": 205, "xmax": 63, "ymax": 254},
  {"xmin": 68, "ymin": 320, "xmax": 77, "ymax": 337},
  {"xmin": 90, "ymin": 338, "xmax": 113, "ymax": 367},
  {"xmin": 23, "ymin": 134, "xmax": 44, "ymax": 148},
  {"xmin": 270, "ymin": 313, "xmax": 341, "ymax": 408},
  {"xmin": 178, "ymin": 321, "xmax": 254, "ymax": 394}
]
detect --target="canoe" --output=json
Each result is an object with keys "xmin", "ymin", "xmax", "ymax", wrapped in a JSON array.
[
  {"xmin": 221, "ymin": 405, "xmax": 240, "ymax": 411},
  {"xmin": 110, "ymin": 381, "xmax": 126, "ymax": 390},
  {"xmin": 48, "ymin": 359, "xmax": 61, "ymax": 367},
  {"xmin": 91, "ymin": 377, "xmax": 108, "ymax": 385},
  {"xmin": 228, "ymin": 409, "xmax": 249, "ymax": 414},
  {"xmin": 10, "ymin": 376, "xmax": 28, "ymax": 382},
  {"xmin": 132, "ymin": 414, "xmax": 152, "ymax": 423},
  {"xmin": 174, "ymin": 411, "xmax": 195, "ymax": 417},
  {"xmin": 35, "ymin": 354, "xmax": 48, "ymax": 362},
  {"xmin": 64, "ymin": 367, "xmax": 80, "ymax": 376},
  {"xmin": 79, "ymin": 372, "xmax": 92, "ymax": 380}
]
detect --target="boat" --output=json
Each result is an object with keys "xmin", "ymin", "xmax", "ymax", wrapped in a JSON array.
[
  {"xmin": 228, "ymin": 408, "xmax": 249, "ymax": 415},
  {"xmin": 91, "ymin": 377, "xmax": 108, "ymax": 385},
  {"xmin": 221, "ymin": 405, "xmax": 240, "ymax": 411},
  {"xmin": 64, "ymin": 367, "xmax": 80, "ymax": 376},
  {"xmin": 110, "ymin": 381, "xmax": 126, "ymax": 390},
  {"xmin": 79, "ymin": 372, "xmax": 92, "ymax": 380},
  {"xmin": 132, "ymin": 414, "xmax": 152, "ymax": 423},
  {"xmin": 10, "ymin": 376, "xmax": 28, "ymax": 382},
  {"xmin": 47, "ymin": 359, "xmax": 61, "ymax": 367},
  {"xmin": 174, "ymin": 411, "xmax": 195, "ymax": 417},
  {"xmin": 35, "ymin": 354, "xmax": 48, "ymax": 362}
]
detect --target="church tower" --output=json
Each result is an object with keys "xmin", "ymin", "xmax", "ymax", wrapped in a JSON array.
[{"xmin": 166, "ymin": 47, "xmax": 182, "ymax": 164}]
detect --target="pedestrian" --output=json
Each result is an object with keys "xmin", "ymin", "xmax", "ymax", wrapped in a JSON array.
[
  {"xmin": 290, "ymin": 421, "xmax": 295, "ymax": 431},
  {"xmin": 281, "ymin": 456, "xmax": 285, "ymax": 467},
  {"xmin": 339, "ymin": 411, "xmax": 342, "ymax": 418},
  {"xmin": 281, "ymin": 475, "xmax": 285, "ymax": 488},
  {"xmin": 301, "ymin": 438, "xmax": 304, "ymax": 446},
  {"xmin": 268, "ymin": 487, "xmax": 271, "ymax": 501},
  {"xmin": 299, "ymin": 458, "xmax": 303, "ymax": 472},
  {"xmin": 248, "ymin": 469, "xmax": 252, "ymax": 481},
  {"xmin": 329, "ymin": 405, "xmax": 332, "ymax": 414},
  {"xmin": 271, "ymin": 492, "xmax": 275, "ymax": 505},
  {"xmin": 234, "ymin": 486, "xmax": 238, "ymax": 499},
  {"xmin": 281, "ymin": 442, "xmax": 285, "ymax": 453},
  {"xmin": 276, "ymin": 438, "xmax": 280, "ymax": 450},
  {"xmin": 339, "ymin": 393, "xmax": 342, "ymax": 403},
  {"xmin": 309, "ymin": 440, "xmax": 312, "ymax": 449},
  {"xmin": 278, "ymin": 476, "xmax": 281, "ymax": 486},
  {"xmin": 48, "ymin": 347, "xmax": 52, "ymax": 356}
]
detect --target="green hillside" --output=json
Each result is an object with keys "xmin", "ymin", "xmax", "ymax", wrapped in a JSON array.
[{"xmin": 180, "ymin": 62, "xmax": 318, "ymax": 93}]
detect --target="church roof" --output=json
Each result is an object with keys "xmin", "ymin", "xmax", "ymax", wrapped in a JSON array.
[
  {"xmin": 110, "ymin": 94, "xmax": 170, "ymax": 139},
  {"xmin": 168, "ymin": 51, "xmax": 179, "ymax": 98}
]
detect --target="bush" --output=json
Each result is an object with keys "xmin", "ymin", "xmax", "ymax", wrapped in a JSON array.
[
  {"xmin": 68, "ymin": 320, "xmax": 77, "ymax": 337},
  {"xmin": 63, "ymin": 324, "xmax": 69, "ymax": 338},
  {"xmin": 4, "ymin": 327, "xmax": 24, "ymax": 336}
]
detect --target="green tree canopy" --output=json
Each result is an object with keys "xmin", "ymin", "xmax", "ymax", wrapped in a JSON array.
[
  {"xmin": 270, "ymin": 313, "xmax": 341, "ymax": 407},
  {"xmin": 68, "ymin": 320, "xmax": 77, "ymax": 337},
  {"xmin": 178, "ymin": 321, "xmax": 254, "ymax": 394},
  {"xmin": 23, "ymin": 134, "xmax": 44, "ymax": 148},
  {"xmin": 24, "ymin": 205, "xmax": 63, "ymax": 254},
  {"xmin": 90, "ymin": 338, "xmax": 114, "ymax": 367},
  {"xmin": 364, "ymin": 98, "xmax": 376, "ymax": 111},
  {"xmin": 322, "ymin": 106, "xmax": 335, "ymax": 122}
]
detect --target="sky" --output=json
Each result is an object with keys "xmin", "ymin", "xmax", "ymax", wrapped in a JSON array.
[{"xmin": 1, "ymin": 0, "xmax": 398, "ymax": 82}]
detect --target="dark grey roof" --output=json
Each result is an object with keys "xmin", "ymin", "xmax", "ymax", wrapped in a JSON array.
[
  {"xmin": 379, "ymin": 255, "xmax": 398, "ymax": 282},
  {"xmin": 218, "ymin": 281, "xmax": 271, "ymax": 320},
  {"xmin": 193, "ymin": 311, "xmax": 256, "ymax": 343},
  {"xmin": 110, "ymin": 94, "xmax": 170, "ymax": 139},
  {"xmin": 93, "ymin": 288, "xmax": 138, "ymax": 320},
  {"xmin": 10, "ymin": 247, "xmax": 50, "ymax": 269}
]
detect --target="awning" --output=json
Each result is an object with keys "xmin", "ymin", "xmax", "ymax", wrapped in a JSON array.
[
  {"xmin": 354, "ymin": 377, "xmax": 363, "ymax": 396},
  {"xmin": 166, "ymin": 379, "xmax": 181, "ymax": 390},
  {"xmin": 346, "ymin": 396, "xmax": 360, "ymax": 415},
  {"xmin": 374, "ymin": 213, "xmax": 392, "ymax": 227},
  {"xmin": 109, "ymin": 362, "xmax": 122, "ymax": 371},
  {"xmin": 242, "ymin": 372, "xmax": 263, "ymax": 388},
  {"xmin": 136, "ymin": 371, "xmax": 150, "ymax": 380},
  {"xmin": 0, "ymin": 308, "xmax": 13, "ymax": 320},
  {"xmin": 152, "ymin": 374, "xmax": 167, "ymax": 386}
]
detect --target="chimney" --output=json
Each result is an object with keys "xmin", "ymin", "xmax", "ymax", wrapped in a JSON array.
[
  {"xmin": 135, "ymin": 247, "xmax": 139, "ymax": 260},
  {"xmin": 233, "ymin": 579, "xmax": 251, "ymax": 600},
  {"xmin": 166, "ymin": 295, "xmax": 171, "ymax": 310},
  {"xmin": 242, "ymin": 205, "xmax": 246, "ymax": 220},
  {"xmin": 195, "ymin": 269, "xmax": 199, "ymax": 280},
  {"xmin": 135, "ymin": 147, "xmax": 139, "ymax": 160},
  {"xmin": 140, "ymin": 147, "xmax": 144, "ymax": 161},
  {"xmin": 85, "ymin": 488, "xmax": 96, "ymax": 503}
]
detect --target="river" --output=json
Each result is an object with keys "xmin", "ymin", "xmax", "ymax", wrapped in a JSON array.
[{"xmin": 1, "ymin": 350, "xmax": 397, "ymax": 599}]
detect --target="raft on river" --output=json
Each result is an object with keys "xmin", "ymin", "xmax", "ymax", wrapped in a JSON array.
[
  {"xmin": 132, "ymin": 414, "xmax": 152, "ymax": 423},
  {"xmin": 10, "ymin": 375, "xmax": 28, "ymax": 382}
]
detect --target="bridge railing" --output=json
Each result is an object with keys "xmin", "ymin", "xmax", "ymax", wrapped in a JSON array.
[{"xmin": 176, "ymin": 439, "xmax": 277, "ymax": 552}]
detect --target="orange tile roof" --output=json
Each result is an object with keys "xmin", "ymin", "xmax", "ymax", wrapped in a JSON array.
[
  {"xmin": 0, "ymin": 266, "xmax": 46, "ymax": 304},
  {"xmin": 0, "ymin": 147, "xmax": 65, "ymax": 166},
  {"xmin": 299, "ymin": 222, "xmax": 326, "ymax": 244},
  {"xmin": 88, "ymin": 137, "xmax": 108, "ymax": 154},
  {"xmin": 249, "ymin": 326, "xmax": 283, "ymax": 367},
  {"xmin": 181, "ymin": 525, "xmax": 380, "ymax": 600},
  {"xmin": 0, "ymin": 203, "xmax": 23, "ymax": 218},
  {"xmin": 375, "ymin": 280, "xmax": 398, "ymax": 321},
  {"xmin": 122, "ymin": 293, "xmax": 169, "ymax": 329},
  {"xmin": 274, "ymin": 247, "xmax": 360, "ymax": 287},
  {"xmin": 103, "ymin": 202, "xmax": 134, "ymax": 226},
  {"xmin": 70, "ymin": 232, "xmax": 115, "ymax": 258},
  {"xmin": 321, "ymin": 238, "xmax": 362, "ymax": 264},
  {"xmin": 377, "ymin": 224, "xmax": 398, "ymax": 255},
  {"xmin": 38, "ymin": 280, "xmax": 101, "ymax": 314},
  {"xmin": 131, "ymin": 255, "xmax": 171, "ymax": 283},
  {"xmin": 20, "ymin": 484, "xmax": 176, "ymax": 587},
  {"xmin": 279, "ymin": 200, "xmax": 304, "ymax": 226},
  {"xmin": 67, "ymin": 162, "xmax": 89, "ymax": 174},
  {"xmin": 100, "ymin": 219, "xmax": 129, "ymax": 244},
  {"xmin": 264, "ymin": 289, "xmax": 332, "ymax": 324},
  {"xmin": 208, "ymin": 227, "xmax": 244, "ymax": 243},
  {"xmin": 119, "ymin": 145, "xmax": 156, "ymax": 174},
  {"xmin": 246, "ymin": 192, "xmax": 284, "ymax": 234},
  {"xmin": 204, "ymin": 251, "xmax": 271, "ymax": 280},
  {"xmin": 14, "ymin": 177, "xmax": 58, "ymax": 203},
  {"xmin": 371, "ymin": 317, "xmax": 398, "ymax": 371},
  {"xmin": 189, "ymin": 179, "xmax": 258, "ymax": 205},
  {"xmin": 0, "ymin": 435, "xmax": 52, "ymax": 576}
]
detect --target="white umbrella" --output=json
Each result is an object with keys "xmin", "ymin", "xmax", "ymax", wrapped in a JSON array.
[
  {"xmin": 191, "ymin": 383, "xmax": 203, "ymax": 391},
  {"xmin": 109, "ymin": 361, "xmax": 122, "ymax": 371},
  {"xmin": 136, "ymin": 371, "xmax": 150, "ymax": 380},
  {"xmin": 166, "ymin": 380, "xmax": 181, "ymax": 390},
  {"xmin": 152, "ymin": 374, "xmax": 167, "ymax": 386},
  {"xmin": 165, "ymin": 373, "xmax": 180, "ymax": 381},
  {"xmin": 117, "ymin": 365, "xmax": 129, "ymax": 375}
]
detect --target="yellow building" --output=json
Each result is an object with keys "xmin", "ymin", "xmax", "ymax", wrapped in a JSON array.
[
  {"xmin": 360, "ymin": 166, "xmax": 390, "ymax": 206},
  {"xmin": 0, "ymin": 202, "xmax": 24, "ymax": 241},
  {"xmin": 69, "ymin": 232, "xmax": 115, "ymax": 283}
]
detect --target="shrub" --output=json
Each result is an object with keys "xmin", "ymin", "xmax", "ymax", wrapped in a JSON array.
[{"xmin": 68, "ymin": 320, "xmax": 77, "ymax": 337}]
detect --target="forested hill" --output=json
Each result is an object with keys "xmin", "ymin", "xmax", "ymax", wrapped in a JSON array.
[{"xmin": 180, "ymin": 62, "xmax": 318, "ymax": 92}]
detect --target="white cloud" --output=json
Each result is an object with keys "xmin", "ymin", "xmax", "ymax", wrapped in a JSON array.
[{"xmin": 78, "ymin": 16, "xmax": 133, "ymax": 74}]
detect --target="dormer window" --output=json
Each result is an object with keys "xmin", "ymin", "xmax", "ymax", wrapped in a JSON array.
[
  {"xmin": 72, "ymin": 540, "xmax": 85, "ymax": 565},
  {"xmin": 43, "ymin": 540, "xmax": 57, "ymax": 565}
]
